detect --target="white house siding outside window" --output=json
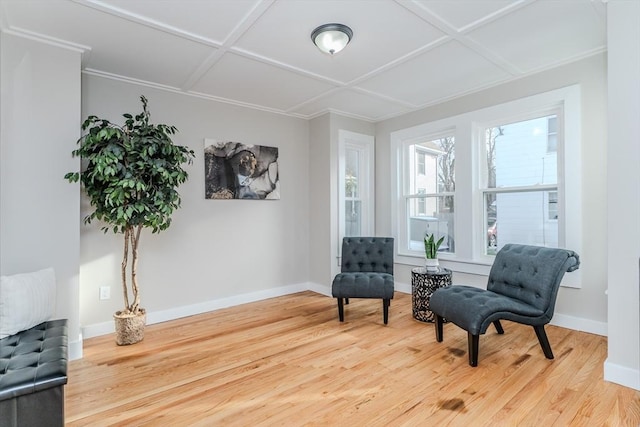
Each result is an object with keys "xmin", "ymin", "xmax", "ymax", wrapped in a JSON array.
[{"xmin": 391, "ymin": 85, "xmax": 582, "ymax": 286}]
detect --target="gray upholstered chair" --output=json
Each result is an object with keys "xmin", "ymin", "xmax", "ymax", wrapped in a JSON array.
[
  {"xmin": 430, "ymin": 243, "xmax": 580, "ymax": 366},
  {"xmin": 332, "ymin": 237, "xmax": 395, "ymax": 324}
]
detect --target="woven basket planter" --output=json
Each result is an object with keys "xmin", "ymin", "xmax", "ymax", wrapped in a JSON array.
[{"xmin": 114, "ymin": 309, "xmax": 146, "ymax": 345}]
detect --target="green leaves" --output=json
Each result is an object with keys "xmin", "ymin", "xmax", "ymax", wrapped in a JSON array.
[
  {"xmin": 424, "ymin": 233, "xmax": 445, "ymax": 259},
  {"xmin": 64, "ymin": 96, "xmax": 195, "ymax": 236}
]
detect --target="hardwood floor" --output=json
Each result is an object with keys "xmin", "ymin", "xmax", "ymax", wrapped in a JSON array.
[{"xmin": 66, "ymin": 291, "xmax": 640, "ymax": 426}]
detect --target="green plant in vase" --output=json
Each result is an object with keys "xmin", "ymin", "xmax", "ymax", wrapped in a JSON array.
[{"xmin": 424, "ymin": 233, "xmax": 445, "ymax": 271}]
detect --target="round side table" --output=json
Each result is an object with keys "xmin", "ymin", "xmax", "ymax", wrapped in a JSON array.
[{"xmin": 411, "ymin": 267, "xmax": 452, "ymax": 323}]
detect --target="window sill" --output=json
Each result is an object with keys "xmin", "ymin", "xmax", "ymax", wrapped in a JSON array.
[{"xmin": 395, "ymin": 254, "xmax": 493, "ymax": 276}]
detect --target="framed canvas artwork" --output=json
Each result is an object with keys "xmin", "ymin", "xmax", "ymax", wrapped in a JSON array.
[{"xmin": 204, "ymin": 139, "xmax": 280, "ymax": 200}]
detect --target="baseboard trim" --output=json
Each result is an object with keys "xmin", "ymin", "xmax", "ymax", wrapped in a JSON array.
[
  {"xmin": 69, "ymin": 334, "xmax": 83, "ymax": 360},
  {"xmin": 550, "ymin": 313, "xmax": 607, "ymax": 336},
  {"xmin": 307, "ymin": 282, "xmax": 331, "ymax": 297},
  {"xmin": 604, "ymin": 359, "xmax": 640, "ymax": 390},
  {"xmin": 82, "ymin": 283, "xmax": 308, "ymax": 339}
]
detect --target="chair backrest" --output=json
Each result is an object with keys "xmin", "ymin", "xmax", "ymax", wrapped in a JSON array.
[
  {"xmin": 487, "ymin": 244, "xmax": 580, "ymax": 317},
  {"xmin": 341, "ymin": 237, "xmax": 394, "ymax": 275}
]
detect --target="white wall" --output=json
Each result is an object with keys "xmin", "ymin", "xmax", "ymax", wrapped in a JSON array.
[
  {"xmin": 79, "ymin": 75, "xmax": 310, "ymax": 332},
  {"xmin": 0, "ymin": 33, "xmax": 82, "ymax": 358},
  {"xmin": 376, "ymin": 54, "xmax": 608, "ymax": 334},
  {"xmin": 605, "ymin": 0, "xmax": 640, "ymax": 390}
]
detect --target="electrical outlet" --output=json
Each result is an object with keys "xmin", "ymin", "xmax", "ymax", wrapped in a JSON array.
[{"xmin": 99, "ymin": 286, "xmax": 111, "ymax": 300}]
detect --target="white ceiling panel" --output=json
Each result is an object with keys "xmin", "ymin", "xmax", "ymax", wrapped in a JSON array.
[
  {"xmin": 411, "ymin": 0, "xmax": 517, "ymax": 31},
  {"xmin": 3, "ymin": 0, "xmax": 214, "ymax": 88},
  {"xmin": 190, "ymin": 52, "xmax": 337, "ymax": 111},
  {"xmin": 96, "ymin": 0, "xmax": 260, "ymax": 44},
  {"xmin": 357, "ymin": 40, "xmax": 512, "ymax": 107},
  {"xmin": 234, "ymin": 0, "xmax": 445, "ymax": 83},
  {"xmin": 0, "ymin": 0, "xmax": 607, "ymax": 121},
  {"xmin": 292, "ymin": 89, "xmax": 411, "ymax": 121},
  {"xmin": 467, "ymin": 0, "xmax": 606, "ymax": 72}
]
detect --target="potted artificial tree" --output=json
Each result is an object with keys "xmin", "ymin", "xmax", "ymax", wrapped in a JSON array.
[
  {"xmin": 65, "ymin": 96, "xmax": 195, "ymax": 345},
  {"xmin": 424, "ymin": 233, "xmax": 445, "ymax": 271}
]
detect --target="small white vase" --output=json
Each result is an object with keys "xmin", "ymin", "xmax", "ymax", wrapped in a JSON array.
[{"xmin": 425, "ymin": 257, "xmax": 439, "ymax": 271}]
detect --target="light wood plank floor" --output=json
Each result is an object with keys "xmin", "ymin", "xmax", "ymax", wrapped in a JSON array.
[{"xmin": 66, "ymin": 291, "xmax": 640, "ymax": 426}]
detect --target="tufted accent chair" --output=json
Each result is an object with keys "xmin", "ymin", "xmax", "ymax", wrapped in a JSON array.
[
  {"xmin": 332, "ymin": 237, "xmax": 395, "ymax": 324},
  {"xmin": 430, "ymin": 244, "xmax": 579, "ymax": 366}
]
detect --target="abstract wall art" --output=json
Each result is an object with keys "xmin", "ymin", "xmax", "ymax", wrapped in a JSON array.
[{"xmin": 204, "ymin": 139, "xmax": 280, "ymax": 200}]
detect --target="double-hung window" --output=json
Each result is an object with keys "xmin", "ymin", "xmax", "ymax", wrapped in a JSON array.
[
  {"xmin": 391, "ymin": 85, "xmax": 582, "ymax": 287},
  {"xmin": 480, "ymin": 112, "xmax": 560, "ymax": 255},
  {"xmin": 399, "ymin": 134, "xmax": 455, "ymax": 255}
]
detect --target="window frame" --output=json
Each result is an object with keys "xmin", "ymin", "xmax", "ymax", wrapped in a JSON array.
[{"xmin": 390, "ymin": 85, "xmax": 582, "ymax": 287}]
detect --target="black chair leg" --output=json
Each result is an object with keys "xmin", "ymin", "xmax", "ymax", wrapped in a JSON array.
[
  {"xmin": 494, "ymin": 320, "xmax": 504, "ymax": 334},
  {"xmin": 383, "ymin": 299, "xmax": 390, "ymax": 324},
  {"xmin": 337, "ymin": 298, "xmax": 345, "ymax": 322},
  {"xmin": 534, "ymin": 325, "xmax": 554, "ymax": 359},
  {"xmin": 468, "ymin": 333, "xmax": 479, "ymax": 367},
  {"xmin": 435, "ymin": 315, "xmax": 444, "ymax": 342},
  {"xmin": 345, "ymin": 298, "xmax": 349, "ymax": 304}
]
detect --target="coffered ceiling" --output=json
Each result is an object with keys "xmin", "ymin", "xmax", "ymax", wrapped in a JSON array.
[{"xmin": 0, "ymin": 0, "xmax": 607, "ymax": 121}]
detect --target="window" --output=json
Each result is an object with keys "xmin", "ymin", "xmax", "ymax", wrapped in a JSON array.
[
  {"xmin": 401, "ymin": 135, "xmax": 455, "ymax": 255},
  {"xmin": 481, "ymin": 114, "xmax": 559, "ymax": 254},
  {"xmin": 391, "ymin": 85, "xmax": 582, "ymax": 287},
  {"xmin": 338, "ymin": 130, "xmax": 374, "ymax": 240},
  {"xmin": 344, "ymin": 147, "xmax": 362, "ymax": 236}
]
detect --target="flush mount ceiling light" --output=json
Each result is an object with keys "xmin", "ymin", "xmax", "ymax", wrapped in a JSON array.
[{"xmin": 311, "ymin": 23, "xmax": 353, "ymax": 55}]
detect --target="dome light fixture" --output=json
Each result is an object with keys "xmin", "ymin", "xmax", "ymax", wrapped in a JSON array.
[{"xmin": 311, "ymin": 23, "xmax": 353, "ymax": 55}]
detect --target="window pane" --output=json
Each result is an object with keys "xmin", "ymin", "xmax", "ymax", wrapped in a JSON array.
[
  {"xmin": 484, "ymin": 191, "xmax": 558, "ymax": 255},
  {"xmin": 416, "ymin": 188, "xmax": 426, "ymax": 215},
  {"xmin": 345, "ymin": 148, "xmax": 359, "ymax": 198},
  {"xmin": 345, "ymin": 200, "xmax": 361, "ymax": 237},
  {"xmin": 408, "ymin": 196, "xmax": 454, "ymax": 253},
  {"xmin": 486, "ymin": 115, "xmax": 557, "ymax": 188},
  {"xmin": 410, "ymin": 137, "xmax": 455, "ymax": 195}
]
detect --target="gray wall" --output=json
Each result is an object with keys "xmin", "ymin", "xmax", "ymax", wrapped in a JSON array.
[
  {"xmin": 79, "ymin": 75, "xmax": 310, "ymax": 330},
  {"xmin": 0, "ymin": 33, "xmax": 82, "ymax": 358},
  {"xmin": 308, "ymin": 114, "xmax": 332, "ymax": 288}
]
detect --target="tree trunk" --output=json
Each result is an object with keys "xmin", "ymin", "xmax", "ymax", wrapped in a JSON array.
[
  {"xmin": 122, "ymin": 227, "xmax": 131, "ymax": 312},
  {"xmin": 129, "ymin": 225, "xmax": 143, "ymax": 314}
]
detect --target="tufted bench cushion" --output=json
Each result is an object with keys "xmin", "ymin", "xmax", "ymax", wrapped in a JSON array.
[{"xmin": 0, "ymin": 319, "xmax": 68, "ymax": 427}]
